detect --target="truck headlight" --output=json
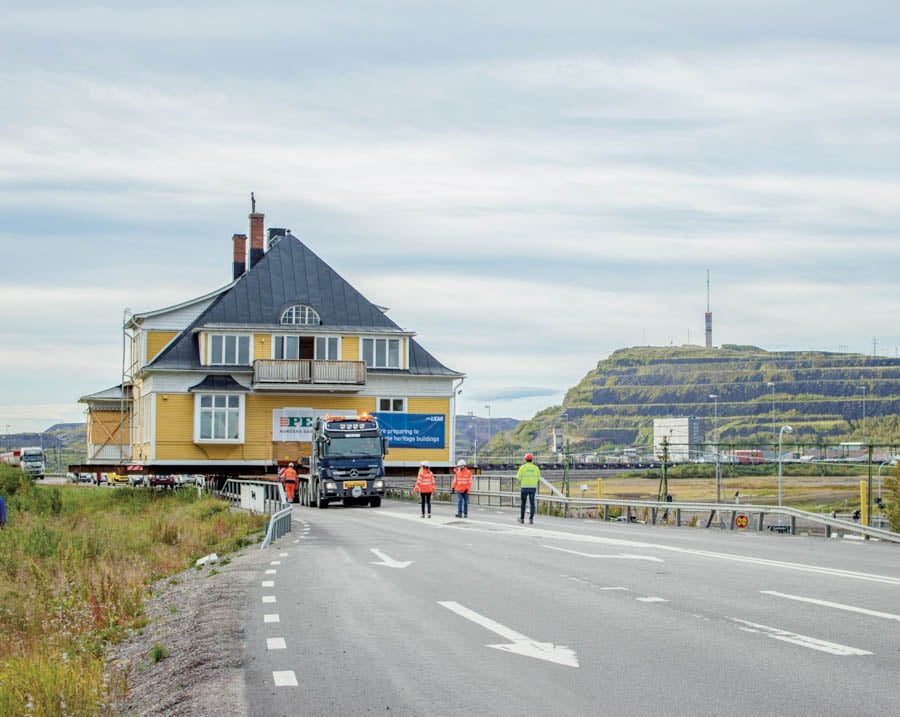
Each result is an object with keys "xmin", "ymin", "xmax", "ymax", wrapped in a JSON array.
[
  {"xmin": 325, "ymin": 482, "xmax": 337, "ymax": 492},
  {"xmin": 374, "ymin": 479, "xmax": 384, "ymax": 490}
]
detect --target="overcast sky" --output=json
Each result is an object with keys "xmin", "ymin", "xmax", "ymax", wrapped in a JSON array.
[{"xmin": 2, "ymin": 1, "xmax": 900, "ymax": 434}]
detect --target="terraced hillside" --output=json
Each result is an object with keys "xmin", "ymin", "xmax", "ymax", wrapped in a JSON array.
[{"xmin": 500, "ymin": 345, "xmax": 900, "ymax": 454}]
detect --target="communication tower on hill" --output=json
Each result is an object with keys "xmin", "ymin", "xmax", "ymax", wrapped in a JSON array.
[{"xmin": 705, "ymin": 269, "xmax": 713, "ymax": 349}]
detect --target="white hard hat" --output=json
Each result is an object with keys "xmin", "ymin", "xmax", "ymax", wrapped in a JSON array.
[
  {"xmin": 420, "ymin": 460, "xmax": 430, "ymax": 467},
  {"xmin": 457, "ymin": 459, "xmax": 466, "ymax": 466},
  {"xmin": 288, "ymin": 462, "xmax": 294, "ymax": 467}
]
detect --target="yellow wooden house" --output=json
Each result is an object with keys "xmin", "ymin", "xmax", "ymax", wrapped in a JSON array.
[{"xmin": 79, "ymin": 207, "xmax": 464, "ymax": 475}]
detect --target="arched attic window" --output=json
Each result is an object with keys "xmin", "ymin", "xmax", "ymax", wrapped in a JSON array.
[{"xmin": 280, "ymin": 305, "xmax": 320, "ymax": 325}]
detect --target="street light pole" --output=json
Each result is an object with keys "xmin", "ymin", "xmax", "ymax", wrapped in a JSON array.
[
  {"xmin": 484, "ymin": 405, "xmax": 491, "ymax": 462},
  {"xmin": 709, "ymin": 394, "xmax": 720, "ymax": 502},
  {"xmin": 778, "ymin": 425, "xmax": 793, "ymax": 508},
  {"xmin": 767, "ymin": 382, "xmax": 776, "ymax": 440}
]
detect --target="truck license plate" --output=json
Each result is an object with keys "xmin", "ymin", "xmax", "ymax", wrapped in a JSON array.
[{"xmin": 344, "ymin": 480, "xmax": 366, "ymax": 489}]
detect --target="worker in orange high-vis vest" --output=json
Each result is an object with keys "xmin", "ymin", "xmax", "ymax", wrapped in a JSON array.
[
  {"xmin": 413, "ymin": 461, "xmax": 435, "ymax": 518},
  {"xmin": 282, "ymin": 463, "xmax": 298, "ymax": 503},
  {"xmin": 451, "ymin": 459, "xmax": 473, "ymax": 518}
]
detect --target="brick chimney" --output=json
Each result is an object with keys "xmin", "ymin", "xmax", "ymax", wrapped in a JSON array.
[
  {"xmin": 249, "ymin": 192, "xmax": 265, "ymax": 269},
  {"xmin": 232, "ymin": 233, "xmax": 247, "ymax": 280}
]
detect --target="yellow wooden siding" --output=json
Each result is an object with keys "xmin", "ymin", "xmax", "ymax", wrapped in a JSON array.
[
  {"xmin": 402, "ymin": 337, "xmax": 408, "ymax": 369},
  {"xmin": 342, "ymin": 336, "xmax": 359, "ymax": 361},
  {"xmin": 153, "ymin": 393, "xmax": 381, "ymax": 461},
  {"xmin": 253, "ymin": 333, "xmax": 268, "ymax": 360},
  {"xmin": 146, "ymin": 331, "xmax": 178, "ymax": 363}
]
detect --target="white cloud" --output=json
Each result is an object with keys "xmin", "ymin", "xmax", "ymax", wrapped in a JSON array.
[{"xmin": 2, "ymin": 2, "xmax": 899, "ymax": 430}]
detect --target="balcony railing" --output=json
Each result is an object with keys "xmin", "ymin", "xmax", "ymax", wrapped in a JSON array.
[{"xmin": 253, "ymin": 359, "xmax": 367, "ymax": 387}]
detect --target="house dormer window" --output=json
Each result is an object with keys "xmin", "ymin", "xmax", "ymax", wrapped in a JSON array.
[
  {"xmin": 208, "ymin": 334, "xmax": 251, "ymax": 365},
  {"xmin": 280, "ymin": 305, "xmax": 320, "ymax": 325}
]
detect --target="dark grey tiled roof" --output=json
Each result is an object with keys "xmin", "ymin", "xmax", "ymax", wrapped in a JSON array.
[
  {"xmin": 149, "ymin": 233, "xmax": 461, "ymax": 377},
  {"xmin": 188, "ymin": 375, "xmax": 250, "ymax": 392}
]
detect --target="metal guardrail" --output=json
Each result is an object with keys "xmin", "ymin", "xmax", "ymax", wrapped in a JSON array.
[
  {"xmin": 386, "ymin": 479, "xmax": 900, "ymax": 544},
  {"xmin": 218, "ymin": 479, "xmax": 292, "ymax": 549}
]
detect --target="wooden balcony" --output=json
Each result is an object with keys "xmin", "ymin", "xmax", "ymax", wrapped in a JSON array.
[{"xmin": 252, "ymin": 359, "xmax": 367, "ymax": 391}]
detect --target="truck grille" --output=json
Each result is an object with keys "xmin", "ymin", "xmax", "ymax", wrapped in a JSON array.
[{"xmin": 333, "ymin": 467, "xmax": 379, "ymax": 479}]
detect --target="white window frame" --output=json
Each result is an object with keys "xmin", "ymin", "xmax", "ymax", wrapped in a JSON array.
[
  {"xmin": 280, "ymin": 305, "xmax": 320, "ymax": 325},
  {"xmin": 377, "ymin": 397, "xmax": 406, "ymax": 412},
  {"xmin": 315, "ymin": 336, "xmax": 340, "ymax": 360},
  {"xmin": 273, "ymin": 335, "xmax": 301, "ymax": 360},
  {"xmin": 207, "ymin": 334, "xmax": 251, "ymax": 365},
  {"xmin": 194, "ymin": 393, "xmax": 245, "ymax": 443},
  {"xmin": 362, "ymin": 337, "xmax": 401, "ymax": 368}
]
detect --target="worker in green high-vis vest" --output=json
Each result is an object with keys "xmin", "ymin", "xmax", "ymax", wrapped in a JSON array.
[{"xmin": 515, "ymin": 453, "xmax": 541, "ymax": 524}]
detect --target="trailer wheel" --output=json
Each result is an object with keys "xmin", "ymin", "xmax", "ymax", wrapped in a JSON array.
[{"xmin": 317, "ymin": 495, "xmax": 328, "ymax": 509}]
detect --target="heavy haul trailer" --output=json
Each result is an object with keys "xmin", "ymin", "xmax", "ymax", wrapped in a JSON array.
[
  {"xmin": 297, "ymin": 413, "xmax": 389, "ymax": 508},
  {"xmin": 69, "ymin": 414, "xmax": 395, "ymax": 491}
]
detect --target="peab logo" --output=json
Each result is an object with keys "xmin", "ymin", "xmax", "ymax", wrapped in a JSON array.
[{"xmin": 279, "ymin": 416, "xmax": 314, "ymax": 428}]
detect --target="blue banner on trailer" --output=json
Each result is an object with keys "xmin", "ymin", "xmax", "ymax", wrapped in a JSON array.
[{"xmin": 374, "ymin": 413, "xmax": 445, "ymax": 448}]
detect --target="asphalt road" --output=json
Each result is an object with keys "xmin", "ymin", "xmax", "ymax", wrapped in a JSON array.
[{"xmin": 244, "ymin": 499, "xmax": 899, "ymax": 716}]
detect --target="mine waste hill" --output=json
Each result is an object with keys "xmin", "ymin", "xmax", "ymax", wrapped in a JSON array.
[{"xmin": 494, "ymin": 345, "xmax": 900, "ymax": 454}]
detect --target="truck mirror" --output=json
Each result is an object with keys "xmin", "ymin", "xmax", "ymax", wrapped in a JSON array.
[{"xmin": 382, "ymin": 438, "xmax": 390, "ymax": 455}]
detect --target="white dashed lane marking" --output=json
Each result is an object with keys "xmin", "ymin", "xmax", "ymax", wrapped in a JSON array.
[
  {"xmin": 636, "ymin": 597, "xmax": 668, "ymax": 603},
  {"xmin": 262, "ymin": 580, "xmax": 275, "ymax": 587},
  {"xmin": 273, "ymin": 671, "xmax": 297, "ymax": 687},
  {"xmin": 262, "ymin": 595, "xmax": 277, "ymax": 603},
  {"xmin": 267, "ymin": 637, "xmax": 287, "ymax": 650},
  {"xmin": 264, "ymin": 614, "xmax": 280, "ymax": 623}
]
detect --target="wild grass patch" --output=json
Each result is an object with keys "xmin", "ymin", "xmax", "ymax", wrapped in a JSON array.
[{"xmin": 0, "ymin": 479, "xmax": 265, "ymax": 715}]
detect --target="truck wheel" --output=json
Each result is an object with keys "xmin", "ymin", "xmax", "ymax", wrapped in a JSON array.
[
  {"xmin": 317, "ymin": 496, "xmax": 328, "ymax": 509},
  {"xmin": 370, "ymin": 497, "xmax": 382, "ymax": 507}
]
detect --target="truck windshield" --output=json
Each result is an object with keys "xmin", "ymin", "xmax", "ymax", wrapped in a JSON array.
[{"xmin": 324, "ymin": 436, "xmax": 382, "ymax": 458}]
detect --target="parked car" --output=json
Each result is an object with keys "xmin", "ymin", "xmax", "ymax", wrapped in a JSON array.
[
  {"xmin": 128, "ymin": 474, "xmax": 146, "ymax": 487},
  {"xmin": 148, "ymin": 474, "xmax": 176, "ymax": 488}
]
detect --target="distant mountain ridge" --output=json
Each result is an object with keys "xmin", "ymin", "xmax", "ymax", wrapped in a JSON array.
[{"xmin": 499, "ymin": 345, "xmax": 900, "ymax": 453}]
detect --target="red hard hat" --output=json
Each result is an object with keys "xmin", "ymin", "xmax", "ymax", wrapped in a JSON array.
[{"xmin": 525, "ymin": 453, "xmax": 534, "ymax": 462}]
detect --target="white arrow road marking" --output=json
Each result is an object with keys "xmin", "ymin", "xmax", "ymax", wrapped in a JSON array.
[
  {"xmin": 545, "ymin": 545, "xmax": 664, "ymax": 562},
  {"xmin": 727, "ymin": 618, "xmax": 872, "ymax": 656},
  {"xmin": 761, "ymin": 591, "xmax": 900, "ymax": 622},
  {"xmin": 369, "ymin": 548, "xmax": 414, "ymax": 569},
  {"xmin": 439, "ymin": 601, "xmax": 579, "ymax": 667}
]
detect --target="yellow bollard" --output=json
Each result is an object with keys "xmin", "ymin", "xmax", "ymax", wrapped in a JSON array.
[
  {"xmin": 597, "ymin": 478, "xmax": 603, "ymax": 498},
  {"xmin": 860, "ymin": 480, "xmax": 868, "ymax": 526}
]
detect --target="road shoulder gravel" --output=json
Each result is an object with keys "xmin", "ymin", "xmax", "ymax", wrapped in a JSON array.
[{"xmin": 106, "ymin": 540, "xmax": 273, "ymax": 716}]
